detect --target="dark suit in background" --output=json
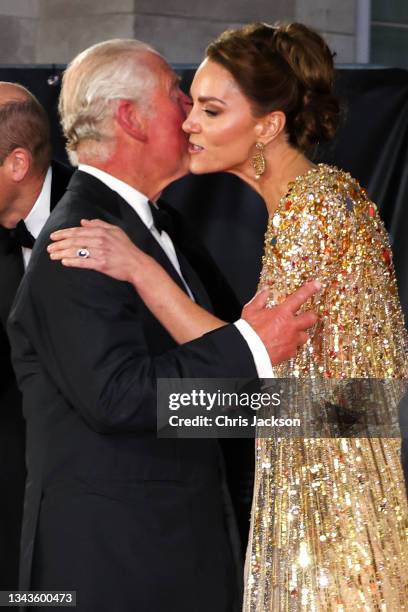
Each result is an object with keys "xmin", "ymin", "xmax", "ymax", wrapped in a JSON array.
[
  {"xmin": 8, "ymin": 171, "xmax": 258, "ymax": 612},
  {"xmin": 0, "ymin": 161, "xmax": 71, "ymax": 593}
]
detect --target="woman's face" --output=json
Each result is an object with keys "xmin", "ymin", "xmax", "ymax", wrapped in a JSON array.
[{"xmin": 183, "ymin": 59, "xmax": 260, "ymax": 175}]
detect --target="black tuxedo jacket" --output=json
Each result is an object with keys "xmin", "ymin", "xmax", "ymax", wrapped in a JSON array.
[
  {"xmin": 0, "ymin": 160, "xmax": 72, "ymax": 595},
  {"xmin": 8, "ymin": 171, "xmax": 257, "ymax": 612}
]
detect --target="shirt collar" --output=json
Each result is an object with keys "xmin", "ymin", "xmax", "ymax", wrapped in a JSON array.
[
  {"xmin": 24, "ymin": 166, "xmax": 52, "ymax": 239},
  {"xmin": 78, "ymin": 164, "xmax": 155, "ymax": 230}
]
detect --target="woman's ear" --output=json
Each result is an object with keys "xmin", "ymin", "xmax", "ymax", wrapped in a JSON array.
[
  {"xmin": 254, "ymin": 111, "xmax": 286, "ymax": 145},
  {"xmin": 116, "ymin": 99, "xmax": 147, "ymax": 142}
]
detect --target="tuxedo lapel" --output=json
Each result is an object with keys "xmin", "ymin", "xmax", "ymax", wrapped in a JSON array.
[
  {"xmin": 157, "ymin": 201, "xmax": 214, "ymax": 312},
  {"xmin": 0, "ymin": 251, "xmax": 24, "ymax": 328},
  {"xmin": 172, "ymin": 245, "xmax": 213, "ymax": 311},
  {"xmin": 67, "ymin": 171, "xmax": 213, "ymax": 308},
  {"xmin": 119, "ymin": 202, "xmax": 213, "ymax": 309},
  {"xmin": 0, "ymin": 161, "xmax": 73, "ymax": 328},
  {"xmin": 118, "ymin": 199, "xmax": 191, "ymax": 297},
  {"xmin": 50, "ymin": 161, "xmax": 73, "ymax": 211}
]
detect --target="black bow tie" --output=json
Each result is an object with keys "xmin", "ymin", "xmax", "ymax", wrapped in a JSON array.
[
  {"xmin": 0, "ymin": 220, "xmax": 36, "ymax": 255},
  {"xmin": 148, "ymin": 201, "xmax": 174, "ymax": 238}
]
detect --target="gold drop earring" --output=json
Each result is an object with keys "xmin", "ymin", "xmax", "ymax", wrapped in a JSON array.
[{"xmin": 251, "ymin": 142, "xmax": 266, "ymax": 180}]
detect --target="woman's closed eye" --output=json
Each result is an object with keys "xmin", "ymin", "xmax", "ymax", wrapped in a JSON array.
[{"xmin": 203, "ymin": 108, "xmax": 219, "ymax": 117}]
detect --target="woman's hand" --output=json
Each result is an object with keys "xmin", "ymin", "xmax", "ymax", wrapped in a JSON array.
[
  {"xmin": 48, "ymin": 219, "xmax": 150, "ymax": 283},
  {"xmin": 48, "ymin": 218, "xmax": 226, "ymax": 344}
]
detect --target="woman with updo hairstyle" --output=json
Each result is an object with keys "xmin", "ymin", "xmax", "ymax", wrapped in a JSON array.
[
  {"xmin": 205, "ymin": 22, "xmax": 340, "ymax": 153},
  {"xmin": 50, "ymin": 23, "xmax": 408, "ymax": 609}
]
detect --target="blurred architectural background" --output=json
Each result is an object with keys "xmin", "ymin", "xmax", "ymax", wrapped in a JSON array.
[
  {"xmin": 0, "ymin": 0, "xmax": 401, "ymax": 67},
  {"xmin": 371, "ymin": 0, "xmax": 408, "ymax": 68}
]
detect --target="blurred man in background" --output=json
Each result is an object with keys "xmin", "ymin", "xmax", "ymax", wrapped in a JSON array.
[{"xmin": 0, "ymin": 82, "xmax": 72, "ymax": 595}]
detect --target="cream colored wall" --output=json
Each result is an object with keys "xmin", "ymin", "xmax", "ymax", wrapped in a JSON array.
[{"xmin": 0, "ymin": 0, "xmax": 358, "ymax": 65}]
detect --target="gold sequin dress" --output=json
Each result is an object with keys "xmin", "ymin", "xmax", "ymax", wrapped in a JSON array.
[{"xmin": 243, "ymin": 164, "xmax": 408, "ymax": 611}]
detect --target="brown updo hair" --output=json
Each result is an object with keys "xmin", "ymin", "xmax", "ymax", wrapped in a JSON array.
[{"xmin": 206, "ymin": 22, "xmax": 340, "ymax": 152}]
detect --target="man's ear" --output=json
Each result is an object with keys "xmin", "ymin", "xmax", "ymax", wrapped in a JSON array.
[
  {"xmin": 116, "ymin": 99, "xmax": 147, "ymax": 142},
  {"xmin": 254, "ymin": 111, "xmax": 286, "ymax": 145},
  {"xmin": 3, "ymin": 148, "xmax": 31, "ymax": 182}
]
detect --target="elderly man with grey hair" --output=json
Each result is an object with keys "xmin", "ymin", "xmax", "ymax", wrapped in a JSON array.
[{"xmin": 8, "ymin": 40, "xmax": 317, "ymax": 611}]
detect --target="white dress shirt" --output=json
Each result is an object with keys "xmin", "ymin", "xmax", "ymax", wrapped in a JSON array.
[
  {"xmin": 23, "ymin": 166, "xmax": 52, "ymax": 269},
  {"xmin": 78, "ymin": 164, "xmax": 274, "ymax": 378}
]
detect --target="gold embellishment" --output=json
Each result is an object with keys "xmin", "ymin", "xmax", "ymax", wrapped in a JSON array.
[
  {"xmin": 244, "ymin": 163, "xmax": 408, "ymax": 611},
  {"xmin": 252, "ymin": 142, "xmax": 266, "ymax": 180}
]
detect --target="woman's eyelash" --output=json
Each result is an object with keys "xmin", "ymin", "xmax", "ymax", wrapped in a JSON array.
[{"xmin": 204, "ymin": 109, "xmax": 218, "ymax": 116}]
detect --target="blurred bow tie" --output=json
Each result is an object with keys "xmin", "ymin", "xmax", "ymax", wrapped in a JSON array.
[
  {"xmin": 148, "ymin": 201, "xmax": 174, "ymax": 238},
  {"xmin": 0, "ymin": 220, "xmax": 36, "ymax": 255}
]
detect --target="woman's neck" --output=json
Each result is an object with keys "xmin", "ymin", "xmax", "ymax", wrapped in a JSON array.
[
  {"xmin": 260, "ymin": 149, "xmax": 315, "ymax": 216},
  {"xmin": 231, "ymin": 142, "xmax": 315, "ymax": 216}
]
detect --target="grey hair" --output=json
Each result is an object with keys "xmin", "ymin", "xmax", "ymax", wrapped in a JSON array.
[{"xmin": 59, "ymin": 39, "xmax": 161, "ymax": 165}]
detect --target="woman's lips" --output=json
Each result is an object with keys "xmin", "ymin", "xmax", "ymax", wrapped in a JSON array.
[{"xmin": 188, "ymin": 143, "xmax": 204, "ymax": 154}]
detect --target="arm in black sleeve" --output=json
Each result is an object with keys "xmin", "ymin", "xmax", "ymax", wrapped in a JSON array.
[{"xmin": 9, "ymin": 249, "xmax": 257, "ymax": 434}]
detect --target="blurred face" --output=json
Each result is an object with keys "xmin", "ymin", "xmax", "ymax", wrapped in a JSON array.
[
  {"xmin": 182, "ymin": 59, "xmax": 259, "ymax": 175},
  {"xmin": 0, "ymin": 162, "xmax": 15, "ymax": 221},
  {"xmin": 0, "ymin": 86, "xmax": 29, "ymax": 221},
  {"xmin": 143, "ymin": 54, "xmax": 192, "ymax": 182},
  {"xmin": 0, "ymin": 148, "xmax": 32, "ymax": 226}
]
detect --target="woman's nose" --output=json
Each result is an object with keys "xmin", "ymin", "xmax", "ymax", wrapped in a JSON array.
[{"xmin": 182, "ymin": 112, "xmax": 200, "ymax": 134}]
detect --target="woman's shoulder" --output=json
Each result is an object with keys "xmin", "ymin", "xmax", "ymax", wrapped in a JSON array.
[
  {"xmin": 276, "ymin": 163, "xmax": 375, "ymax": 226},
  {"xmin": 289, "ymin": 163, "xmax": 366, "ymax": 203},
  {"xmin": 268, "ymin": 163, "xmax": 380, "ymax": 256}
]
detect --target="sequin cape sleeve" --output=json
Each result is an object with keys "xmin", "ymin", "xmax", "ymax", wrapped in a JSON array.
[
  {"xmin": 261, "ymin": 164, "xmax": 408, "ymax": 381},
  {"xmin": 243, "ymin": 164, "xmax": 408, "ymax": 612}
]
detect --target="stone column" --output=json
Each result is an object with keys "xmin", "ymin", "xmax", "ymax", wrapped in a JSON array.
[
  {"xmin": 295, "ymin": 0, "xmax": 357, "ymax": 63},
  {"xmin": 0, "ymin": 0, "xmax": 358, "ymax": 65},
  {"xmin": 0, "ymin": 0, "xmax": 39, "ymax": 64},
  {"xmin": 35, "ymin": 0, "xmax": 296, "ymax": 64},
  {"xmin": 36, "ymin": 0, "xmax": 135, "ymax": 63}
]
